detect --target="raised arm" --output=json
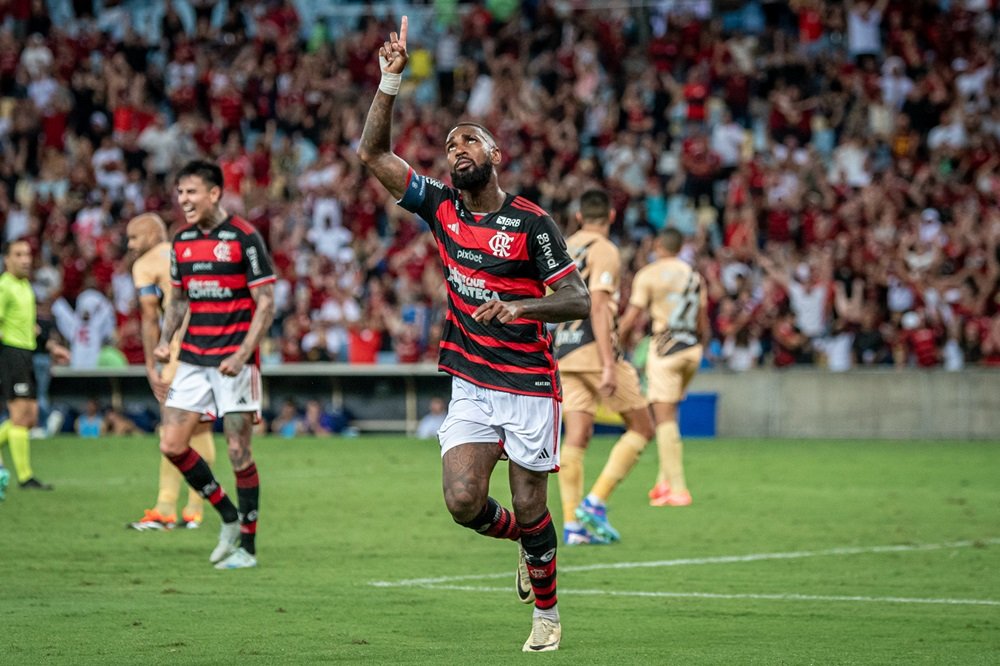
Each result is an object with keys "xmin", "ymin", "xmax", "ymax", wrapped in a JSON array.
[
  {"xmin": 51, "ymin": 296, "xmax": 80, "ymax": 342},
  {"xmin": 356, "ymin": 16, "xmax": 413, "ymax": 200},
  {"xmin": 759, "ymin": 255, "xmax": 790, "ymax": 290}
]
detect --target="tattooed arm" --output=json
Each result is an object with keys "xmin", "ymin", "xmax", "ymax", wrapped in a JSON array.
[
  {"xmin": 219, "ymin": 282, "xmax": 275, "ymax": 377},
  {"xmin": 472, "ymin": 271, "xmax": 591, "ymax": 325},
  {"xmin": 153, "ymin": 286, "xmax": 188, "ymax": 363},
  {"xmin": 356, "ymin": 16, "xmax": 412, "ymax": 199}
]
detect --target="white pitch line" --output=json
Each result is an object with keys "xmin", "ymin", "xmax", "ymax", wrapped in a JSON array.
[
  {"xmin": 369, "ymin": 538, "xmax": 1000, "ymax": 588},
  {"xmin": 412, "ymin": 585, "xmax": 1000, "ymax": 607}
]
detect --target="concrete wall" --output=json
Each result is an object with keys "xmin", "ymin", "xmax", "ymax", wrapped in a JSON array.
[
  {"xmin": 50, "ymin": 366, "xmax": 1000, "ymax": 439},
  {"xmin": 690, "ymin": 369, "xmax": 1000, "ymax": 440}
]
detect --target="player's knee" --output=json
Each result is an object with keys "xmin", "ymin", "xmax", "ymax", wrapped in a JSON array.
[
  {"xmin": 655, "ymin": 402, "xmax": 679, "ymax": 424},
  {"xmin": 10, "ymin": 401, "xmax": 37, "ymax": 427},
  {"xmin": 11, "ymin": 413, "xmax": 35, "ymax": 428},
  {"xmin": 510, "ymin": 495, "xmax": 545, "ymax": 523},
  {"xmin": 443, "ymin": 485, "xmax": 483, "ymax": 523},
  {"xmin": 159, "ymin": 430, "xmax": 189, "ymax": 457},
  {"xmin": 632, "ymin": 420, "xmax": 656, "ymax": 441}
]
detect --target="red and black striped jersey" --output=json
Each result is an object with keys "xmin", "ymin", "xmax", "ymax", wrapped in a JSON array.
[
  {"xmin": 398, "ymin": 169, "xmax": 577, "ymax": 398},
  {"xmin": 169, "ymin": 215, "xmax": 275, "ymax": 367}
]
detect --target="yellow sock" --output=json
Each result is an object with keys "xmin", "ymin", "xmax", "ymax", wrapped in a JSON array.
[
  {"xmin": 591, "ymin": 430, "xmax": 650, "ymax": 502},
  {"xmin": 0, "ymin": 420, "xmax": 11, "ymax": 447},
  {"xmin": 184, "ymin": 429, "xmax": 216, "ymax": 516},
  {"xmin": 558, "ymin": 445, "xmax": 586, "ymax": 525},
  {"xmin": 154, "ymin": 455, "xmax": 182, "ymax": 517},
  {"xmin": 656, "ymin": 421, "xmax": 687, "ymax": 493},
  {"xmin": 7, "ymin": 425, "xmax": 33, "ymax": 483}
]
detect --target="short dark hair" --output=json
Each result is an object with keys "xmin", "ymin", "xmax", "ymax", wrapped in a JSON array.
[
  {"xmin": 2, "ymin": 238, "xmax": 30, "ymax": 256},
  {"xmin": 660, "ymin": 228, "xmax": 684, "ymax": 254},
  {"xmin": 579, "ymin": 189, "xmax": 611, "ymax": 222},
  {"xmin": 176, "ymin": 160, "xmax": 224, "ymax": 190},
  {"xmin": 449, "ymin": 121, "xmax": 497, "ymax": 147}
]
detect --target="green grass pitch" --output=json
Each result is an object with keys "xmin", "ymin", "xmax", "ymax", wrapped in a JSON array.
[{"xmin": 1, "ymin": 434, "xmax": 998, "ymax": 664}]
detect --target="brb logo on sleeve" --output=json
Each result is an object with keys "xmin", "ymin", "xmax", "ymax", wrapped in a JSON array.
[{"xmin": 488, "ymin": 231, "xmax": 514, "ymax": 258}]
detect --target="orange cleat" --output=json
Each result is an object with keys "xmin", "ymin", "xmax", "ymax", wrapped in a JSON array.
[
  {"xmin": 180, "ymin": 511, "xmax": 203, "ymax": 529},
  {"xmin": 127, "ymin": 509, "xmax": 177, "ymax": 531},
  {"xmin": 650, "ymin": 488, "xmax": 692, "ymax": 507},
  {"xmin": 648, "ymin": 482, "xmax": 670, "ymax": 499}
]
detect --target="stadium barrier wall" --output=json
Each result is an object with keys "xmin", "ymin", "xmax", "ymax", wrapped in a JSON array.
[{"xmin": 49, "ymin": 365, "xmax": 1000, "ymax": 439}]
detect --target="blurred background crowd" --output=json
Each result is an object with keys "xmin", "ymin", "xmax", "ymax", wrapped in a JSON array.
[{"xmin": 2, "ymin": 0, "xmax": 1000, "ymax": 383}]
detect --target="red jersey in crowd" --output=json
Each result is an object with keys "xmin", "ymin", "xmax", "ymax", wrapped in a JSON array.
[{"xmin": 906, "ymin": 326, "xmax": 940, "ymax": 367}]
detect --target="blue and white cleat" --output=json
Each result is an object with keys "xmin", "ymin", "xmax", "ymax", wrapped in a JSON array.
[
  {"xmin": 563, "ymin": 525, "xmax": 610, "ymax": 546},
  {"xmin": 575, "ymin": 497, "xmax": 621, "ymax": 543}
]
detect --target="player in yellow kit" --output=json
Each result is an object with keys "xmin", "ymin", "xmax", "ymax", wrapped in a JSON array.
[
  {"xmin": 619, "ymin": 228, "xmax": 708, "ymax": 507},
  {"xmin": 125, "ymin": 213, "xmax": 217, "ymax": 529},
  {"xmin": 554, "ymin": 190, "xmax": 655, "ymax": 543}
]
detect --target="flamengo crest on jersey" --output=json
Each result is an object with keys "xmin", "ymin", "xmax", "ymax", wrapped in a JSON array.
[
  {"xmin": 398, "ymin": 169, "xmax": 576, "ymax": 398},
  {"xmin": 169, "ymin": 216, "xmax": 275, "ymax": 366}
]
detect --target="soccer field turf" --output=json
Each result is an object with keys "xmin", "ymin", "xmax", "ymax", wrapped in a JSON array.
[{"xmin": 1, "ymin": 435, "xmax": 997, "ymax": 665}]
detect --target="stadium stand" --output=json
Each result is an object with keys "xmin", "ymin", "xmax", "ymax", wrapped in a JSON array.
[{"xmin": 1, "ymin": 0, "xmax": 999, "ymax": 378}]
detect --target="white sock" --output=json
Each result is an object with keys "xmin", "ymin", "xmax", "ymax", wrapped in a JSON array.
[{"xmin": 533, "ymin": 604, "xmax": 559, "ymax": 621}]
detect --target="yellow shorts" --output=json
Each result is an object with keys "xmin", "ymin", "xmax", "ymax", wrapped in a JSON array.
[
  {"xmin": 560, "ymin": 360, "xmax": 648, "ymax": 415},
  {"xmin": 645, "ymin": 344, "xmax": 702, "ymax": 404}
]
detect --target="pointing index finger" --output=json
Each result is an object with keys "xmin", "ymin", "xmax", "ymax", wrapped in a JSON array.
[{"xmin": 399, "ymin": 15, "xmax": 408, "ymax": 47}]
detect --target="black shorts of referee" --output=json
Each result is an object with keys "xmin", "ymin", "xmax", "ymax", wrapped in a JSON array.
[{"xmin": 0, "ymin": 343, "xmax": 37, "ymax": 401}]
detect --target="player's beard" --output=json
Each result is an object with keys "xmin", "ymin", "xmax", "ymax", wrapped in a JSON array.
[{"xmin": 451, "ymin": 160, "xmax": 493, "ymax": 191}]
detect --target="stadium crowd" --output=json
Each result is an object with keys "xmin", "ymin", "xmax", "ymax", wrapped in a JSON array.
[{"xmin": 2, "ymin": 0, "xmax": 999, "ymax": 376}]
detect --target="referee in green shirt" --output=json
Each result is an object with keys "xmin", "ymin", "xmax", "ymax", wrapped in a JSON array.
[{"xmin": 0, "ymin": 239, "xmax": 69, "ymax": 498}]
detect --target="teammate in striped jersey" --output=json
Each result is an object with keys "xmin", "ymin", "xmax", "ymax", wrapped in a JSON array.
[
  {"xmin": 154, "ymin": 160, "xmax": 276, "ymax": 570},
  {"xmin": 358, "ymin": 17, "xmax": 590, "ymax": 652}
]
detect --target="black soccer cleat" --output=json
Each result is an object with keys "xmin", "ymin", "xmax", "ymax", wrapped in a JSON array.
[{"xmin": 20, "ymin": 477, "xmax": 54, "ymax": 491}]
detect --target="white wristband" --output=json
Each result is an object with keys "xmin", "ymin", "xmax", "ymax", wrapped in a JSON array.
[
  {"xmin": 378, "ymin": 54, "xmax": 401, "ymax": 96},
  {"xmin": 379, "ymin": 72, "xmax": 401, "ymax": 95}
]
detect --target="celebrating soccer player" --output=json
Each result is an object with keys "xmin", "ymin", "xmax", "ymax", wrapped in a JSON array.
[
  {"xmin": 154, "ymin": 160, "xmax": 276, "ymax": 569},
  {"xmin": 357, "ymin": 17, "xmax": 590, "ymax": 653}
]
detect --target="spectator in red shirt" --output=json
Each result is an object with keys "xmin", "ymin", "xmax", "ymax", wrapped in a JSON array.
[
  {"xmin": 347, "ymin": 312, "xmax": 384, "ymax": 365},
  {"xmin": 897, "ymin": 310, "xmax": 942, "ymax": 368},
  {"xmin": 681, "ymin": 132, "xmax": 721, "ymax": 207}
]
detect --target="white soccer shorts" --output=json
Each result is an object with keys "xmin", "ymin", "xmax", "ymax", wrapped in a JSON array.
[
  {"xmin": 165, "ymin": 362, "xmax": 262, "ymax": 419},
  {"xmin": 438, "ymin": 376, "xmax": 562, "ymax": 472}
]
